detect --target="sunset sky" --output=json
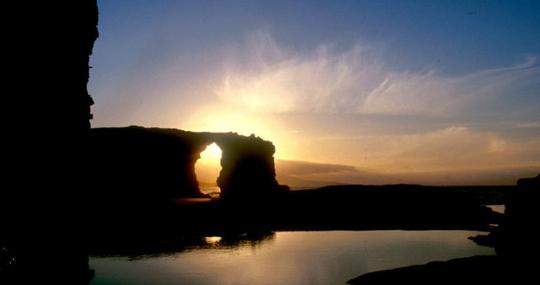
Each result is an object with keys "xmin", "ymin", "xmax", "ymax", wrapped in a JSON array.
[{"xmin": 90, "ymin": 0, "xmax": 540, "ymax": 186}]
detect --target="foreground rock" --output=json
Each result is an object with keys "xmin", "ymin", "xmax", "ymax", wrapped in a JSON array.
[{"xmin": 347, "ymin": 256, "xmax": 511, "ymax": 284}]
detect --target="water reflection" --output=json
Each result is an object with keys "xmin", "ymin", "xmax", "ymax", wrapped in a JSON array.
[
  {"xmin": 90, "ymin": 232, "xmax": 276, "ymax": 260},
  {"xmin": 90, "ymin": 230, "xmax": 494, "ymax": 285},
  {"xmin": 486, "ymin": 204, "xmax": 505, "ymax": 214},
  {"xmin": 204, "ymin": 236, "xmax": 222, "ymax": 244}
]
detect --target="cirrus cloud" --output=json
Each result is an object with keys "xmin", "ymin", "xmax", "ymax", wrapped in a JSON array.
[{"xmin": 216, "ymin": 31, "xmax": 539, "ymax": 117}]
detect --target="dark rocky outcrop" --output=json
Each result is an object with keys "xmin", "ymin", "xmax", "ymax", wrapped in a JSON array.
[
  {"xmin": 347, "ymin": 256, "xmax": 515, "ymax": 284},
  {"xmin": 214, "ymin": 132, "xmax": 285, "ymax": 201},
  {"xmin": 88, "ymin": 126, "xmax": 285, "ymax": 204},
  {"xmin": 3, "ymin": 1, "xmax": 99, "ymax": 284},
  {"xmin": 495, "ymin": 174, "xmax": 540, "ymax": 259}
]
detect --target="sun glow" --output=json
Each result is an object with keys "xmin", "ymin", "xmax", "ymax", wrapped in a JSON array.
[
  {"xmin": 183, "ymin": 106, "xmax": 295, "ymax": 160},
  {"xmin": 201, "ymin": 142, "xmax": 222, "ymax": 162},
  {"xmin": 200, "ymin": 110, "xmax": 272, "ymax": 138},
  {"xmin": 204, "ymin": 236, "xmax": 222, "ymax": 244},
  {"xmin": 197, "ymin": 142, "xmax": 222, "ymax": 174}
]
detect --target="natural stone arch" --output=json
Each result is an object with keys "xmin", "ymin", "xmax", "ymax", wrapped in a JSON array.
[{"xmin": 88, "ymin": 126, "xmax": 287, "ymax": 204}]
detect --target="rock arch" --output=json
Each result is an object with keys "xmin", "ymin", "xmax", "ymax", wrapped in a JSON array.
[{"xmin": 88, "ymin": 126, "xmax": 286, "ymax": 204}]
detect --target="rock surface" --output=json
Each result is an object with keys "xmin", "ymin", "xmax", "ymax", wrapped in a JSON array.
[
  {"xmin": 3, "ymin": 1, "xmax": 99, "ymax": 283},
  {"xmin": 495, "ymin": 174, "xmax": 540, "ymax": 259},
  {"xmin": 88, "ymin": 126, "xmax": 285, "ymax": 204}
]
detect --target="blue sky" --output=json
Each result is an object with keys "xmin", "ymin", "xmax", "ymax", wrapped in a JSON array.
[
  {"xmin": 94, "ymin": 0, "xmax": 540, "ymax": 73},
  {"xmin": 90, "ymin": 0, "xmax": 540, "ymax": 184}
]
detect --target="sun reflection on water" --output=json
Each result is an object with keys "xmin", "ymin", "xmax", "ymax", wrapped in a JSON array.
[{"xmin": 204, "ymin": 236, "xmax": 223, "ymax": 245}]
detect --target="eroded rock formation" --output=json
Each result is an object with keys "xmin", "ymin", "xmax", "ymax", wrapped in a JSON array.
[
  {"xmin": 88, "ymin": 126, "xmax": 285, "ymax": 204},
  {"xmin": 495, "ymin": 174, "xmax": 540, "ymax": 260},
  {"xmin": 3, "ymin": 1, "xmax": 99, "ymax": 283}
]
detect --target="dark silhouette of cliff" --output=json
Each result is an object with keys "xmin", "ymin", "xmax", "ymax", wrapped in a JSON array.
[
  {"xmin": 2, "ymin": 1, "xmax": 98, "ymax": 283},
  {"xmin": 496, "ymin": 175, "xmax": 540, "ymax": 253}
]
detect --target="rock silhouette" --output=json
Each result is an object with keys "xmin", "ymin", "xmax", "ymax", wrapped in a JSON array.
[
  {"xmin": 495, "ymin": 174, "xmax": 539, "ymax": 260},
  {"xmin": 88, "ymin": 126, "xmax": 285, "ymax": 203},
  {"xmin": 3, "ymin": 1, "xmax": 99, "ymax": 284},
  {"xmin": 347, "ymin": 256, "xmax": 506, "ymax": 284}
]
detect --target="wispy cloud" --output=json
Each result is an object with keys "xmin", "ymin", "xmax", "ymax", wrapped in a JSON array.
[
  {"xmin": 216, "ymin": 31, "xmax": 539, "ymax": 116},
  {"xmin": 275, "ymin": 158, "xmax": 540, "ymax": 186},
  {"xmin": 310, "ymin": 125, "xmax": 540, "ymax": 172},
  {"xmin": 275, "ymin": 159, "xmax": 394, "ymax": 187},
  {"xmin": 514, "ymin": 121, "xmax": 540, "ymax": 128}
]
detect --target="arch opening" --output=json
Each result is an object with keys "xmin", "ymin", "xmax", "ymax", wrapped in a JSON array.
[{"xmin": 195, "ymin": 142, "xmax": 222, "ymax": 199}]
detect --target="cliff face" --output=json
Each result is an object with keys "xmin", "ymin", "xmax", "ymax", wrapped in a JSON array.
[
  {"xmin": 88, "ymin": 126, "xmax": 284, "ymax": 204},
  {"xmin": 3, "ymin": 1, "xmax": 99, "ymax": 283},
  {"xmin": 496, "ymin": 174, "xmax": 540, "ymax": 259}
]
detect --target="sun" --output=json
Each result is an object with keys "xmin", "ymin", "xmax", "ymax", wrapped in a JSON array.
[
  {"xmin": 182, "ymin": 105, "xmax": 295, "ymax": 161},
  {"xmin": 202, "ymin": 142, "xmax": 222, "ymax": 160}
]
